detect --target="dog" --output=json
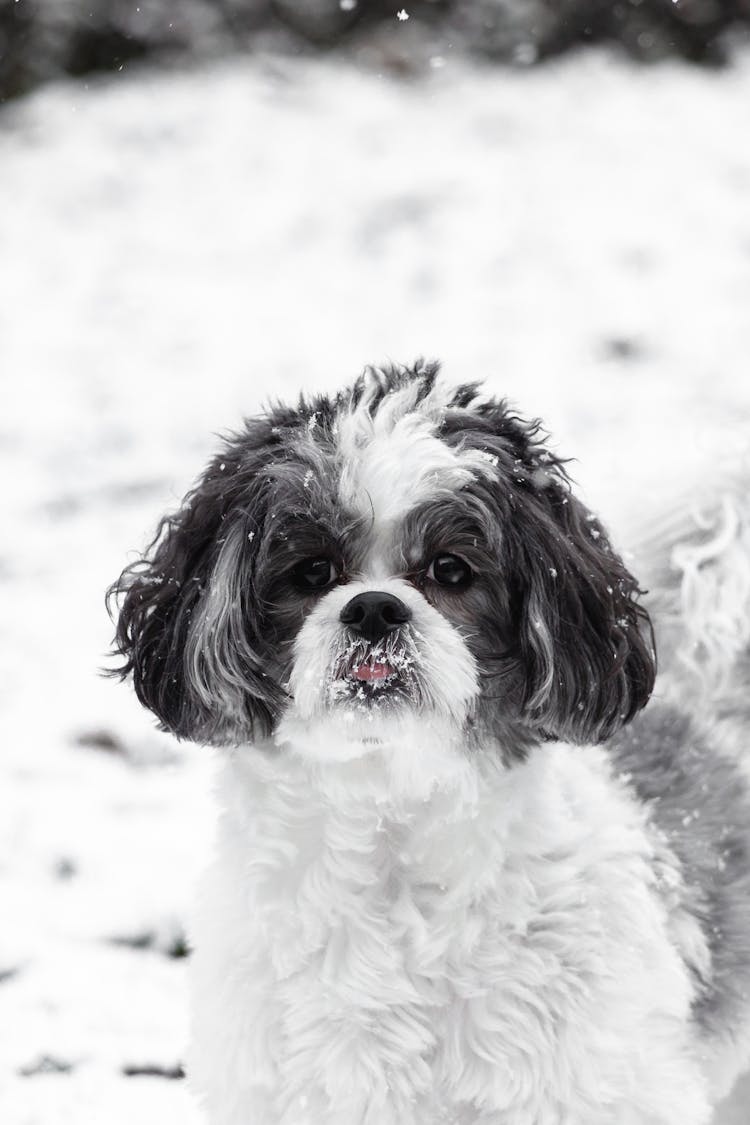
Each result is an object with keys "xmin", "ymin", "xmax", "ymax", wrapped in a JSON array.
[{"xmin": 109, "ymin": 361, "xmax": 750, "ymax": 1124}]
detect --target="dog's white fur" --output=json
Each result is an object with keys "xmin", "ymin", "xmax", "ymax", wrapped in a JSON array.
[
  {"xmin": 189, "ymin": 734, "xmax": 716, "ymax": 1125},
  {"xmin": 335, "ymin": 374, "xmax": 497, "ymax": 527}
]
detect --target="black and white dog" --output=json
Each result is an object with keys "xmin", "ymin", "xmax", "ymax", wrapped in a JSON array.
[{"xmin": 110, "ymin": 362, "xmax": 750, "ymax": 1125}]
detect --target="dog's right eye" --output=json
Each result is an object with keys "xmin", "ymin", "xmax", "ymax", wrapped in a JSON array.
[
  {"xmin": 291, "ymin": 557, "xmax": 339, "ymax": 592},
  {"xmin": 426, "ymin": 553, "xmax": 474, "ymax": 589}
]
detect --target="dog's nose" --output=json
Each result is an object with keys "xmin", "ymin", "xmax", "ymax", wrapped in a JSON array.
[{"xmin": 339, "ymin": 592, "xmax": 412, "ymax": 643}]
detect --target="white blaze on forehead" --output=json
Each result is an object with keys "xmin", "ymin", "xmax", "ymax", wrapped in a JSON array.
[{"xmin": 335, "ymin": 372, "xmax": 497, "ymax": 524}]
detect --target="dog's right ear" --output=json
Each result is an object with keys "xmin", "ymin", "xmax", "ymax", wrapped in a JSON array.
[{"xmin": 106, "ymin": 418, "xmax": 284, "ymax": 743}]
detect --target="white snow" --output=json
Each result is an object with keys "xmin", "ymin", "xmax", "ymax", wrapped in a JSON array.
[{"xmin": 1, "ymin": 46, "xmax": 749, "ymax": 1123}]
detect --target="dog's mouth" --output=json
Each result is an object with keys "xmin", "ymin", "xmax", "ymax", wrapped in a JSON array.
[
  {"xmin": 350, "ymin": 659, "xmax": 396, "ymax": 684},
  {"xmin": 329, "ymin": 642, "xmax": 415, "ymax": 705}
]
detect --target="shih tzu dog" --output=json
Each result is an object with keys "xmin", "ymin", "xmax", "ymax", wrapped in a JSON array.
[{"xmin": 109, "ymin": 362, "xmax": 750, "ymax": 1125}]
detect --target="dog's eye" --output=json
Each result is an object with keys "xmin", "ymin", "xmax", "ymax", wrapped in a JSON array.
[
  {"xmin": 426, "ymin": 554, "xmax": 473, "ymax": 589},
  {"xmin": 291, "ymin": 557, "xmax": 339, "ymax": 591}
]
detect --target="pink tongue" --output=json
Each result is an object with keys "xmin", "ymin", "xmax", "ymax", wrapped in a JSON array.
[{"xmin": 353, "ymin": 661, "xmax": 393, "ymax": 683}]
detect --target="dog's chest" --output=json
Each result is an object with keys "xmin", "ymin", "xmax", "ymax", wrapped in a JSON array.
[
  {"xmin": 191, "ymin": 746, "xmax": 705, "ymax": 1125},
  {"xmin": 247, "ymin": 789, "xmax": 491, "ymax": 1024},
  {"xmin": 234, "ymin": 784, "xmax": 532, "ymax": 1120}
]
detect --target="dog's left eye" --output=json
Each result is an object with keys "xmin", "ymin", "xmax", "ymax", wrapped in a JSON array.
[
  {"xmin": 291, "ymin": 557, "xmax": 339, "ymax": 591},
  {"xmin": 426, "ymin": 554, "xmax": 474, "ymax": 589}
]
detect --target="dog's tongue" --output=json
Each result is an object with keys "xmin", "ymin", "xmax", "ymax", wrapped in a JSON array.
[{"xmin": 353, "ymin": 661, "xmax": 393, "ymax": 682}]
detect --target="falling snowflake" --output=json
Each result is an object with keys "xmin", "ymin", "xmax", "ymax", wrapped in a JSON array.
[{"xmin": 397, "ymin": 8, "xmax": 409, "ymax": 20}]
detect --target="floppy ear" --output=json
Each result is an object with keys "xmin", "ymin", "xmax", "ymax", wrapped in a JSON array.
[
  {"xmin": 508, "ymin": 472, "xmax": 656, "ymax": 744},
  {"xmin": 441, "ymin": 391, "xmax": 656, "ymax": 745},
  {"xmin": 106, "ymin": 421, "xmax": 285, "ymax": 743}
]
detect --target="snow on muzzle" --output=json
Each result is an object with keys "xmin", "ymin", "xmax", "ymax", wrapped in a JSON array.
[{"xmin": 286, "ymin": 578, "xmax": 479, "ymax": 724}]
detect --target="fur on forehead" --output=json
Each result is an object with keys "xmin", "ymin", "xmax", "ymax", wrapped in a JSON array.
[{"xmin": 333, "ymin": 364, "xmax": 499, "ymax": 524}]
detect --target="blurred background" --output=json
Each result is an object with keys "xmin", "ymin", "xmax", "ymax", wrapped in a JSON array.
[{"xmin": 1, "ymin": 2, "xmax": 750, "ymax": 1122}]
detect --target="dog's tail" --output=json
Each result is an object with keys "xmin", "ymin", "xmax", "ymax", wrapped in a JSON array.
[{"xmin": 629, "ymin": 463, "xmax": 750, "ymax": 723}]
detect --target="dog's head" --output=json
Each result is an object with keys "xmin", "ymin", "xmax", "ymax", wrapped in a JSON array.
[{"xmin": 108, "ymin": 363, "xmax": 655, "ymax": 766}]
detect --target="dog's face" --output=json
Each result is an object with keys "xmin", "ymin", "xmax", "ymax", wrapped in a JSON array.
[{"xmin": 109, "ymin": 364, "xmax": 655, "ymax": 766}]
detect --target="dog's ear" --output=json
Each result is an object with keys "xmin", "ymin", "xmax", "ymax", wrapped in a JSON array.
[
  {"xmin": 443, "ymin": 394, "xmax": 656, "ymax": 744},
  {"xmin": 106, "ymin": 419, "xmax": 284, "ymax": 743},
  {"xmin": 508, "ymin": 475, "xmax": 656, "ymax": 743}
]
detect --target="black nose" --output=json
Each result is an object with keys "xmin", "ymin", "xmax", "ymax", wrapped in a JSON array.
[{"xmin": 339, "ymin": 592, "xmax": 412, "ymax": 644}]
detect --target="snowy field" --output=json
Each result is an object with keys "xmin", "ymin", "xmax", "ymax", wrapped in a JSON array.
[{"xmin": 1, "ymin": 46, "xmax": 750, "ymax": 1124}]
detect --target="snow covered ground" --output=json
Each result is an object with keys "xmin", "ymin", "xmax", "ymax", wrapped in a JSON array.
[{"xmin": 1, "ymin": 46, "xmax": 750, "ymax": 1124}]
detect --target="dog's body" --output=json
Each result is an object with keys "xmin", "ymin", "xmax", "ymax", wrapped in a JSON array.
[
  {"xmin": 110, "ymin": 363, "xmax": 750, "ymax": 1124},
  {"xmin": 190, "ymin": 721, "xmax": 736, "ymax": 1125}
]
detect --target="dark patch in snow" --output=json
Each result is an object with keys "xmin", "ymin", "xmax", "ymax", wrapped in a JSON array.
[
  {"xmin": 109, "ymin": 931, "xmax": 155, "ymax": 952},
  {"xmin": 0, "ymin": 966, "xmax": 21, "ymax": 984},
  {"xmin": 20, "ymin": 1055, "xmax": 75, "ymax": 1077},
  {"xmin": 73, "ymin": 728, "xmax": 127, "ymax": 755},
  {"xmin": 54, "ymin": 856, "xmax": 78, "ymax": 881},
  {"xmin": 72, "ymin": 728, "xmax": 184, "ymax": 769},
  {"xmin": 602, "ymin": 337, "xmax": 645, "ymax": 363},
  {"xmin": 168, "ymin": 932, "xmax": 190, "ymax": 959},
  {"xmin": 108, "ymin": 928, "xmax": 191, "ymax": 960},
  {"xmin": 122, "ymin": 1062, "xmax": 185, "ymax": 1080}
]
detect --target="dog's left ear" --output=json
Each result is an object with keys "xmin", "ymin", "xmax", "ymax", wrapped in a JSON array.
[
  {"xmin": 445, "ymin": 394, "xmax": 656, "ymax": 744},
  {"xmin": 508, "ymin": 464, "xmax": 656, "ymax": 744}
]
